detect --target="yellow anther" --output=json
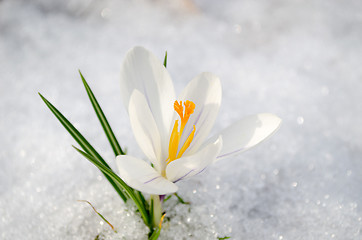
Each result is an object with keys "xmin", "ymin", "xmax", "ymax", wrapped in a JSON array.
[
  {"xmin": 184, "ymin": 100, "xmax": 195, "ymax": 118},
  {"xmin": 174, "ymin": 101, "xmax": 184, "ymax": 119},
  {"xmin": 177, "ymin": 125, "xmax": 196, "ymax": 159},
  {"xmin": 159, "ymin": 213, "xmax": 166, "ymax": 228},
  {"xmin": 167, "ymin": 100, "xmax": 196, "ymax": 164},
  {"xmin": 168, "ymin": 120, "xmax": 180, "ymax": 162}
]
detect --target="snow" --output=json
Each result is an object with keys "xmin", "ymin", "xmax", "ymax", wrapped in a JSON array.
[{"xmin": 1, "ymin": 0, "xmax": 362, "ymax": 239}]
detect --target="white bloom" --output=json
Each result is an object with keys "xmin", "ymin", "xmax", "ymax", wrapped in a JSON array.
[{"xmin": 116, "ymin": 46, "xmax": 281, "ymax": 195}]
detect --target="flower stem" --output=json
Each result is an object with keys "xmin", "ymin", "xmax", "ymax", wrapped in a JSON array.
[{"xmin": 150, "ymin": 195, "xmax": 162, "ymax": 228}]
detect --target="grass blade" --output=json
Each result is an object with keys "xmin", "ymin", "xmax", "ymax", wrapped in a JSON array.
[
  {"xmin": 78, "ymin": 200, "xmax": 117, "ymax": 232},
  {"xmin": 73, "ymin": 146, "xmax": 150, "ymax": 226},
  {"xmin": 79, "ymin": 71, "xmax": 125, "ymax": 156},
  {"xmin": 39, "ymin": 93, "xmax": 127, "ymax": 202},
  {"xmin": 149, "ymin": 228, "xmax": 161, "ymax": 240},
  {"xmin": 149, "ymin": 214, "xmax": 165, "ymax": 240},
  {"xmin": 78, "ymin": 72, "xmax": 148, "ymax": 207},
  {"xmin": 162, "ymin": 195, "xmax": 172, "ymax": 203},
  {"xmin": 174, "ymin": 193, "xmax": 190, "ymax": 205},
  {"xmin": 163, "ymin": 51, "xmax": 167, "ymax": 68},
  {"xmin": 137, "ymin": 190, "xmax": 148, "ymax": 210}
]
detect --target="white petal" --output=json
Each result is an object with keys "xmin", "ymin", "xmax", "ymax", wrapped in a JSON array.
[
  {"xmin": 116, "ymin": 155, "xmax": 178, "ymax": 195},
  {"xmin": 128, "ymin": 90, "xmax": 163, "ymax": 170},
  {"xmin": 177, "ymin": 72, "xmax": 222, "ymax": 155},
  {"xmin": 120, "ymin": 46, "xmax": 176, "ymax": 158},
  {"xmin": 211, "ymin": 113, "xmax": 282, "ymax": 161},
  {"xmin": 166, "ymin": 136, "xmax": 222, "ymax": 182}
]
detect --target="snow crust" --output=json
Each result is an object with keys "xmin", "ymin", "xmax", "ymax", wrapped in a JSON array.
[{"xmin": 1, "ymin": 0, "xmax": 362, "ymax": 239}]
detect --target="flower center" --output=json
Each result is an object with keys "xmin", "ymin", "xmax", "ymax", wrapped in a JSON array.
[{"xmin": 167, "ymin": 100, "xmax": 196, "ymax": 164}]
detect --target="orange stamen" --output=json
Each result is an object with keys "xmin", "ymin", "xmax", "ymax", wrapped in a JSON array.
[
  {"xmin": 177, "ymin": 125, "xmax": 196, "ymax": 159},
  {"xmin": 168, "ymin": 120, "xmax": 180, "ymax": 161},
  {"xmin": 167, "ymin": 100, "xmax": 196, "ymax": 164}
]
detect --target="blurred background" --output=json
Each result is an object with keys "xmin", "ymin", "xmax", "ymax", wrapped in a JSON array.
[{"xmin": 1, "ymin": 0, "xmax": 362, "ymax": 239}]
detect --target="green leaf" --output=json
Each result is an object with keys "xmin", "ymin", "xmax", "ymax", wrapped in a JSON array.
[
  {"xmin": 149, "ymin": 227, "xmax": 161, "ymax": 240},
  {"xmin": 79, "ymin": 71, "xmax": 125, "ymax": 156},
  {"xmin": 149, "ymin": 198, "xmax": 154, "ymax": 226},
  {"xmin": 72, "ymin": 146, "xmax": 150, "ymax": 226},
  {"xmin": 38, "ymin": 93, "xmax": 127, "ymax": 202},
  {"xmin": 174, "ymin": 193, "xmax": 190, "ymax": 205},
  {"xmin": 137, "ymin": 190, "xmax": 148, "ymax": 210},
  {"xmin": 79, "ymin": 71, "xmax": 147, "ymax": 207},
  {"xmin": 218, "ymin": 237, "xmax": 231, "ymax": 240},
  {"xmin": 78, "ymin": 200, "xmax": 117, "ymax": 232},
  {"xmin": 148, "ymin": 213, "xmax": 165, "ymax": 240},
  {"xmin": 163, "ymin": 195, "xmax": 172, "ymax": 203},
  {"xmin": 163, "ymin": 51, "xmax": 167, "ymax": 68}
]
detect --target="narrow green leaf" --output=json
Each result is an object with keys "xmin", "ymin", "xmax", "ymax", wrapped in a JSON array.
[
  {"xmin": 163, "ymin": 195, "xmax": 172, "ymax": 203},
  {"xmin": 73, "ymin": 146, "xmax": 150, "ymax": 226},
  {"xmin": 218, "ymin": 237, "xmax": 231, "ymax": 240},
  {"xmin": 39, "ymin": 93, "xmax": 107, "ymax": 167},
  {"xmin": 137, "ymin": 190, "xmax": 148, "ymax": 210},
  {"xmin": 79, "ymin": 71, "xmax": 149, "ymax": 207},
  {"xmin": 78, "ymin": 200, "xmax": 117, "ymax": 232},
  {"xmin": 148, "ymin": 213, "xmax": 165, "ymax": 240},
  {"xmin": 174, "ymin": 193, "xmax": 190, "ymax": 205},
  {"xmin": 79, "ymin": 71, "xmax": 125, "ymax": 156},
  {"xmin": 149, "ymin": 228, "xmax": 161, "ymax": 240},
  {"xmin": 39, "ymin": 93, "xmax": 127, "ymax": 202},
  {"xmin": 79, "ymin": 72, "xmax": 149, "ymax": 208},
  {"xmin": 150, "ymin": 198, "xmax": 154, "ymax": 226},
  {"xmin": 163, "ymin": 51, "xmax": 167, "ymax": 68}
]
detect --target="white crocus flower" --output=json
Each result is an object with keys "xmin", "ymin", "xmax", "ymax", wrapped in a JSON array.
[{"xmin": 116, "ymin": 46, "xmax": 281, "ymax": 195}]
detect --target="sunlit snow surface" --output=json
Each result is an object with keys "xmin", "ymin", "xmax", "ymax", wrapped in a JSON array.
[{"xmin": 1, "ymin": 0, "xmax": 362, "ymax": 239}]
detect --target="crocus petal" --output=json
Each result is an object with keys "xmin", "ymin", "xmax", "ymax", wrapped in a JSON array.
[
  {"xmin": 128, "ymin": 90, "xmax": 163, "ymax": 170},
  {"xmin": 166, "ymin": 136, "xmax": 222, "ymax": 182},
  {"xmin": 116, "ymin": 155, "xmax": 178, "ymax": 195},
  {"xmin": 177, "ymin": 72, "xmax": 222, "ymax": 155},
  {"xmin": 120, "ymin": 46, "xmax": 176, "ymax": 159},
  {"xmin": 210, "ymin": 113, "xmax": 282, "ymax": 162}
]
